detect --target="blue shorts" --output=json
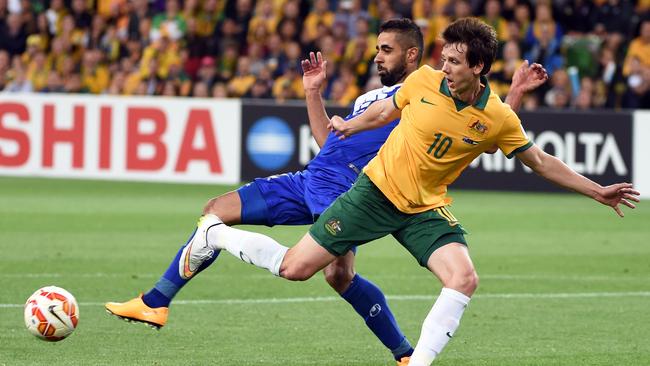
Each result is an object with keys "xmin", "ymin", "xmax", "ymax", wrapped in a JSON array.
[{"xmin": 238, "ymin": 171, "xmax": 328, "ymax": 226}]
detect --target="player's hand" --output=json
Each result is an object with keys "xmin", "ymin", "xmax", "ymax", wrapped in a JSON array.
[
  {"xmin": 511, "ymin": 60, "xmax": 548, "ymax": 94},
  {"xmin": 327, "ymin": 115, "xmax": 348, "ymax": 139},
  {"xmin": 595, "ymin": 183, "xmax": 640, "ymax": 217},
  {"xmin": 302, "ymin": 51, "xmax": 327, "ymax": 92}
]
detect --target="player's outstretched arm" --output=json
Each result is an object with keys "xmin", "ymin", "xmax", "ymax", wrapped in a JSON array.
[
  {"xmin": 328, "ymin": 97, "xmax": 400, "ymax": 139},
  {"xmin": 484, "ymin": 62, "xmax": 547, "ymax": 154},
  {"xmin": 302, "ymin": 51, "xmax": 330, "ymax": 147},
  {"xmin": 516, "ymin": 145, "xmax": 640, "ymax": 217},
  {"xmin": 505, "ymin": 60, "xmax": 548, "ymax": 113}
]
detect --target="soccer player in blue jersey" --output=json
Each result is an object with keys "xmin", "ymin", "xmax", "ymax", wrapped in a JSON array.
[{"xmin": 106, "ymin": 18, "xmax": 547, "ymax": 365}]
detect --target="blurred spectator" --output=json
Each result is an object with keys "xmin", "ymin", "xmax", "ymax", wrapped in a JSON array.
[
  {"xmin": 44, "ymin": 0, "xmax": 66, "ymax": 36},
  {"xmin": 272, "ymin": 61, "xmax": 303, "ymax": 101},
  {"xmin": 211, "ymin": 81, "xmax": 228, "ymax": 98},
  {"xmin": 392, "ymin": 0, "xmax": 412, "ymax": 19},
  {"xmin": 196, "ymin": 55, "xmax": 218, "ymax": 89},
  {"xmin": 525, "ymin": 3, "xmax": 563, "ymax": 51},
  {"xmin": 0, "ymin": 13, "xmax": 28, "ymax": 56},
  {"xmin": 481, "ymin": 0, "xmax": 508, "ymax": 42},
  {"xmin": 106, "ymin": 70, "xmax": 126, "ymax": 95},
  {"xmin": 500, "ymin": 0, "xmax": 517, "ymax": 21},
  {"xmin": 4, "ymin": 58, "xmax": 33, "ymax": 92},
  {"xmin": 573, "ymin": 76, "xmax": 595, "ymax": 110},
  {"xmin": 63, "ymin": 74, "xmax": 84, "ymax": 93},
  {"xmin": 0, "ymin": 50, "xmax": 10, "ymax": 89},
  {"xmin": 524, "ymin": 7, "xmax": 564, "ymax": 77},
  {"xmin": 544, "ymin": 68, "xmax": 572, "ymax": 108},
  {"xmin": 41, "ymin": 71, "xmax": 64, "ymax": 93},
  {"xmin": 244, "ymin": 79, "xmax": 273, "ymax": 99},
  {"xmin": 248, "ymin": 0, "xmax": 277, "ymax": 39},
  {"xmin": 303, "ymin": 0, "xmax": 334, "ymax": 44},
  {"xmin": 449, "ymin": 0, "xmax": 472, "ymax": 21},
  {"xmin": 81, "ymin": 48, "xmax": 110, "ymax": 94},
  {"xmin": 343, "ymin": 17, "xmax": 376, "ymax": 86},
  {"xmin": 26, "ymin": 49, "xmax": 49, "ymax": 90},
  {"xmin": 513, "ymin": 2, "xmax": 531, "ymax": 44},
  {"xmin": 151, "ymin": 0, "xmax": 186, "ymax": 42},
  {"xmin": 622, "ymin": 19, "xmax": 650, "ymax": 108},
  {"xmin": 224, "ymin": 0, "xmax": 255, "ymax": 48},
  {"xmin": 376, "ymin": 0, "xmax": 398, "ymax": 23},
  {"xmin": 556, "ymin": 0, "xmax": 593, "ymax": 35},
  {"xmin": 623, "ymin": 57, "xmax": 650, "ymax": 108},
  {"xmin": 126, "ymin": 0, "xmax": 153, "ymax": 41},
  {"xmin": 623, "ymin": 20, "xmax": 650, "ymax": 77},
  {"xmin": 597, "ymin": 46, "xmax": 624, "ymax": 108},
  {"xmin": 228, "ymin": 56, "xmax": 256, "ymax": 97},
  {"xmin": 218, "ymin": 42, "xmax": 238, "ymax": 80},
  {"xmin": 590, "ymin": 0, "xmax": 634, "ymax": 37},
  {"xmin": 328, "ymin": 65, "xmax": 359, "ymax": 106},
  {"xmin": 490, "ymin": 40, "xmax": 523, "ymax": 98},
  {"xmin": 335, "ymin": 0, "xmax": 370, "ymax": 39},
  {"xmin": 71, "ymin": 0, "xmax": 92, "ymax": 30},
  {"xmin": 246, "ymin": 41, "xmax": 266, "ymax": 75},
  {"xmin": 160, "ymin": 79, "xmax": 179, "ymax": 96},
  {"xmin": 192, "ymin": 80, "xmax": 209, "ymax": 97}
]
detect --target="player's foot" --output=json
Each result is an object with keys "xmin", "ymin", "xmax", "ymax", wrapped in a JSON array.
[
  {"xmin": 179, "ymin": 214, "xmax": 223, "ymax": 280},
  {"xmin": 105, "ymin": 295, "xmax": 168, "ymax": 330},
  {"xmin": 396, "ymin": 356, "xmax": 410, "ymax": 365}
]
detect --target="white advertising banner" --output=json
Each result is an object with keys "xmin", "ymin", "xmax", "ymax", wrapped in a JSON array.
[
  {"xmin": 0, "ymin": 94, "xmax": 241, "ymax": 184},
  {"xmin": 633, "ymin": 111, "xmax": 650, "ymax": 199}
]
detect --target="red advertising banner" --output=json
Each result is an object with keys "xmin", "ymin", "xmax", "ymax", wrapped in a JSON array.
[{"xmin": 0, "ymin": 94, "xmax": 241, "ymax": 184}]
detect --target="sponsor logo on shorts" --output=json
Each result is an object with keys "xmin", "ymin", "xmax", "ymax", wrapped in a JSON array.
[{"xmin": 325, "ymin": 218, "xmax": 343, "ymax": 236}]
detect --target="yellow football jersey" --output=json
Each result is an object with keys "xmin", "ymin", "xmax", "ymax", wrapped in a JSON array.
[{"xmin": 364, "ymin": 65, "xmax": 532, "ymax": 213}]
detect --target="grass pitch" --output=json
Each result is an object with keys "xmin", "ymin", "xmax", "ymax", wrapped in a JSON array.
[{"xmin": 0, "ymin": 177, "xmax": 649, "ymax": 365}]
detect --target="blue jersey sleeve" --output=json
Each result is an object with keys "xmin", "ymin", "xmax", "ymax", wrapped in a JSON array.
[{"xmin": 305, "ymin": 85, "xmax": 403, "ymax": 189}]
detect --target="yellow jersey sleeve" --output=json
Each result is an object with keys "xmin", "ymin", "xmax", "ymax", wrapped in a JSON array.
[
  {"xmin": 393, "ymin": 66, "xmax": 425, "ymax": 110},
  {"xmin": 496, "ymin": 109, "xmax": 533, "ymax": 158}
]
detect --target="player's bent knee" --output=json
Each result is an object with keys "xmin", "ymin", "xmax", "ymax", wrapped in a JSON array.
[
  {"xmin": 445, "ymin": 269, "xmax": 479, "ymax": 296},
  {"xmin": 202, "ymin": 197, "xmax": 221, "ymax": 215},
  {"xmin": 323, "ymin": 264, "xmax": 354, "ymax": 294},
  {"xmin": 281, "ymin": 262, "xmax": 317, "ymax": 281}
]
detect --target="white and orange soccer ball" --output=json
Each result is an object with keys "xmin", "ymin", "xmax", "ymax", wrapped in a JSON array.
[{"xmin": 24, "ymin": 286, "xmax": 79, "ymax": 341}]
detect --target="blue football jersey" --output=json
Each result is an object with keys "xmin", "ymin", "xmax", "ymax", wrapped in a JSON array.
[{"xmin": 302, "ymin": 84, "xmax": 401, "ymax": 211}]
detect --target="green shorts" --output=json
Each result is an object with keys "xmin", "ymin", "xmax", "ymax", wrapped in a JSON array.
[{"xmin": 309, "ymin": 173, "xmax": 468, "ymax": 267}]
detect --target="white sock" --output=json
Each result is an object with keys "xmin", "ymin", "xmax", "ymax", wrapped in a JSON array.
[
  {"xmin": 409, "ymin": 288, "xmax": 471, "ymax": 366},
  {"xmin": 207, "ymin": 223, "xmax": 288, "ymax": 276}
]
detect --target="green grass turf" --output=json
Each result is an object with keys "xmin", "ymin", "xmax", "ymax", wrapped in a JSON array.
[{"xmin": 0, "ymin": 177, "xmax": 649, "ymax": 365}]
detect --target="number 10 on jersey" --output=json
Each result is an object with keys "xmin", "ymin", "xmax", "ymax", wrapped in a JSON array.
[{"xmin": 427, "ymin": 133, "xmax": 452, "ymax": 158}]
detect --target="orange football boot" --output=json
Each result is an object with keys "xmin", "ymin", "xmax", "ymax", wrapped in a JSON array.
[{"xmin": 105, "ymin": 294, "xmax": 168, "ymax": 329}]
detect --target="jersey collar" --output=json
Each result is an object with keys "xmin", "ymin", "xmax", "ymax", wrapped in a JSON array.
[{"xmin": 439, "ymin": 75, "xmax": 491, "ymax": 112}]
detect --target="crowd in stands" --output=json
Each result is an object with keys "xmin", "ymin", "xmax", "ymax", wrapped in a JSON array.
[{"xmin": 1, "ymin": 0, "xmax": 649, "ymax": 109}]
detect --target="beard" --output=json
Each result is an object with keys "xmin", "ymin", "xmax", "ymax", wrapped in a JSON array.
[{"xmin": 378, "ymin": 62, "xmax": 408, "ymax": 86}]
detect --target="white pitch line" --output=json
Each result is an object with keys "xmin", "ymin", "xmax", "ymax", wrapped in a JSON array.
[{"xmin": 2, "ymin": 291, "xmax": 650, "ymax": 309}]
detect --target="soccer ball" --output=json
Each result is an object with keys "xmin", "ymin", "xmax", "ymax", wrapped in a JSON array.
[{"xmin": 24, "ymin": 286, "xmax": 79, "ymax": 341}]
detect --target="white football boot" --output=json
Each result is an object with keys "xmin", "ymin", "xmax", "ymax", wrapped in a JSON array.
[{"xmin": 178, "ymin": 214, "xmax": 223, "ymax": 279}]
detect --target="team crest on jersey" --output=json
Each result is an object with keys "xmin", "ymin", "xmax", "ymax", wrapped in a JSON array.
[
  {"xmin": 325, "ymin": 218, "xmax": 343, "ymax": 236},
  {"xmin": 467, "ymin": 119, "xmax": 489, "ymax": 137}
]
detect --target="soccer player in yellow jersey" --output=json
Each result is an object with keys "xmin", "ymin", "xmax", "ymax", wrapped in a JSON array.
[{"xmin": 323, "ymin": 18, "xmax": 640, "ymax": 364}]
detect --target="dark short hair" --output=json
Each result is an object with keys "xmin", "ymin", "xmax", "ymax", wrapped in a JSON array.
[
  {"xmin": 379, "ymin": 18, "xmax": 424, "ymax": 64},
  {"xmin": 442, "ymin": 17, "xmax": 498, "ymax": 75}
]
